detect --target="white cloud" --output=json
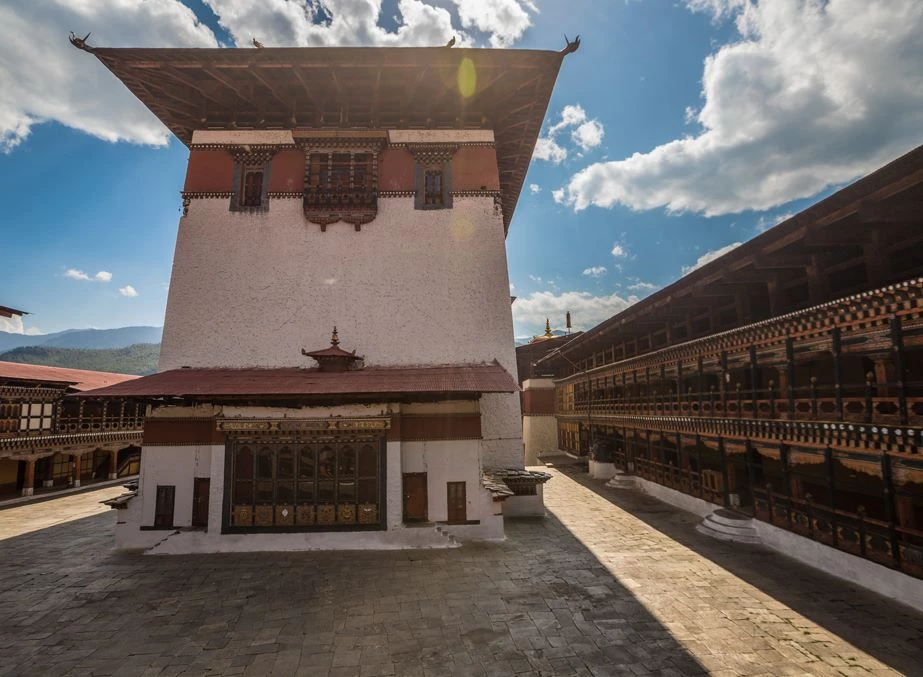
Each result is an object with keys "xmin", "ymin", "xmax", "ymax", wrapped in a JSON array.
[
  {"xmin": 755, "ymin": 211, "xmax": 793, "ymax": 233},
  {"xmin": 611, "ymin": 244, "xmax": 628, "ymax": 258},
  {"xmin": 529, "ymin": 183, "xmax": 541, "ymax": 194},
  {"xmin": 118, "ymin": 285, "xmax": 139, "ymax": 297},
  {"xmin": 65, "ymin": 268, "xmax": 112, "ymax": 282},
  {"xmin": 556, "ymin": 0, "xmax": 923, "ymax": 217},
  {"xmin": 571, "ymin": 120, "xmax": 604, "ymax": 151},
  {"xmin": 682, "ymin": 242, "xmax": 742, "ymax": 275},
  {"xmin": 1, "ymin": 1, "xmax": 540, "ymax": 152},
  {"xmin": 533, "ymin": 104, "xmax": 605, "ymax": 165},
  {"xmin": 513, "ymin": 290, "xmax": 639, "ymax": 335},
  {"xmin": 552, "ymin": 188, "xmax": 565, "ymax": 204},
  {"xmin": 0, "ymin": 0, "xmax": 218, "ymax": 152},
  {"xmin": 582, "ymin": 266, "xmax": 607, "ymax": 278},
  {"xmin": 206, "ymin": 0, "xmax": 462, "ymax": 48},
  {"xmin": 0, "ymin": 315, "xmax": 24, "ymax": 334},
  {"xmin": 628, "ymin": 280, "xmax": 659, "ymax": 292},
  {"xmin": 532, "ymin": 137, "xmax": 567, "ymax": 165},
  {"xmin": 452, "ymin": 0, "xmax": 538, "ymax": 48},
  {"xmin": 509, "ymin": 282, "xmax": 515, "ymax": 292}
]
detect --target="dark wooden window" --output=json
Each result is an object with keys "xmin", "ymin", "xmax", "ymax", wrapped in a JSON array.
[
  {"xmin": 154, "ymin": 485, "xmax": 175, "ymax": 528},
  {"xmin": 447, "ymin": 481, "xmax": 466, "ymax": 522},
  {"xmin": 304, "ymin": 152, "xmax": 376, "ymax": 209},
  {"xmin": 240, "ymin": 169, "xmax": 264, "ymax": 207},
  {"xmin": 414, "ymin": 161, "xmax": 453, "ymax": 210},
  {"xmin": 230, "ymin": 440, "xmax": 382, "ymax": 528},
  {"xmin": 424, "ymin": 170, "xmax": 443, "ymax": 206}
]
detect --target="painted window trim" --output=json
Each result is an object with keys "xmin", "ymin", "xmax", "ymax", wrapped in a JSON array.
[
  {"xmin": 230, "ymin": 159, "xmax": 273, "ymax": 213},
  {"xmin": 414, "ymin": 160, "xmax": 453, "ymax": 210}
]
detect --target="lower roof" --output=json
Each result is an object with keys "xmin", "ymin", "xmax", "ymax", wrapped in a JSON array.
[
  {"xmin": 76, "ymin": 362, "xmax": 518, "ymax": 400},
  {"xmin": 0, "ymin": 361, "xmax": 138, "ymax": 392}
]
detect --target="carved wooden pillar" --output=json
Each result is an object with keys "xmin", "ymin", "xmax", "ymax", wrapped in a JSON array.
[
  {"xmin": 873, "ymin": 356, "xmax": 896, "ymax": 398},
  {"xmin": 749, "ymin": 346, "xmax": 759, "ymax": 419},
  {"xmin": 22, "ymin": 459, "xmax": 35, "ymax": 497},
  {"xmin": 785, "ymin": 337, "xmax": 796, "ymax": 420},
  {"xmin": 890, "ymin": 316, "xmax": 908, "ymax": 424},
  {"xmin": 71, "ymin": 454, "xmax": 81, "ymax": 488},
  {"xmin": 831, "ymin": 327, "xmax": 844, "ymax": 421},
  {"xmin": 109, "ymin": 449, "xmax": 119, "ymax": 480}
]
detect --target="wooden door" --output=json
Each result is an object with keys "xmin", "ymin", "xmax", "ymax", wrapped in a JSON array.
[
  {"xmin": 447, "ymin": 482, "xmax": 466, "ymax": 523},
  {"xmin": 192, "ymin": 477, "xmax": 210, "ymax": 528},
  {"xmin": 154, "ymin": 485, "xmax": 175, "ymax": 528},
  {"xmin": 403, "ymin": 473, "xmax": 428, "ymax": 522}
]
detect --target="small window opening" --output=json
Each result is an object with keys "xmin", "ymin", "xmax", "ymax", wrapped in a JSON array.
[
  {"xmin": 424, "ymin": 170, "xmax": 444, "ymax": 206},
  {"xmin": 240, "ymin": 168, "xmax": 264, "ymax": 207}
]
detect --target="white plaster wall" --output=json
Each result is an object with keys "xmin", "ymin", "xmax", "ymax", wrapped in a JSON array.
[
  {"xmin": 160, "ymin": 197, "xmax": 517, "ymax": 377},
  {"xmin": 387, "ymin": 130, "xmax": 494, "ymax": 144},
  {"xmin": 588, "ymin": 459, "xmax": 617, "ymax": 481},
  {"xmin": 400, "ymin": 440, "xmax": 483, "ymax": 522},
  {"xmin": 751, "ymin": 519, "xmax": 923, "ymax": 614},
  {"xmin": 191, "ymin": 130, "xmax": 294, "ymax": 145},
  {"xmin": 139, "ymin": 445, "xmax": 213, "ymax": 528},
  {"xmin": 481, "ymin": 392, "xmax": 522, "ymax": 469},
  {"xmin": 386, "ymin": 441, "xmax": 402, "ymax": 529},
  {"xmin": 523, "ymin": 416, "xmax": 557, "ymax": 465},
  {"xmin": 503, "ymin": 486, "xmax": 545, "ymax": 517},
  {"xmin": 635, "ymin": 476, "xmax": 716, "ymax": 519}
]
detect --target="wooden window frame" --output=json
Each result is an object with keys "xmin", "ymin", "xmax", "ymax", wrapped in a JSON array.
[
  {"xmin": 230, "ymin": 160, "xmax": 272, "ymax": 213},
  {"xmin": 414, "ymin": 161, "xmax": 453, "ymax": 210}
]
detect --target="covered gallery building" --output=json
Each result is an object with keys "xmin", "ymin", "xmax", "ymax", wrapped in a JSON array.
[
  {"xmin": 537, "ymin": 144, "xmax": 923, "ymax": 599},
  {"xmin": 77, "ymin": 43, "xmax": 566, "ymax": 552},
  {"xmin": 0, "ymin": 361, "xmax": 142, "ymax": 498}
]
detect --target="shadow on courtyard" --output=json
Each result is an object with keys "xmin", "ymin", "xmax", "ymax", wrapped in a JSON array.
[
  {"xmin": 554, "ymin": 464, "xmax": 923, "ymax": 675},
  {"xmin": 0, "ymin": 509, "xmax": 708, "ymax": 675}
]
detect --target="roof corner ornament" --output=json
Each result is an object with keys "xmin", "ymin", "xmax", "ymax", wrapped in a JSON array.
[
  {"xmin": 68, "ymin": 31, "xmax": 94, "ymax": 53},
  {"xmin": 445, "ymin": 36, "xmax": 456, "ymax": 48},
  {"xmin": 252, "ymin": 38, "xmax": 265, "ymax": 49},
  {"xmin": 561, "ymin": 34, "xmax": 580, "ymax": 55}
]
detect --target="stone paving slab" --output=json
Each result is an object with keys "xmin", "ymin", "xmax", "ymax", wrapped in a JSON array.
[{"xmin": 0, "ymin": 470, "xmax": 921, "ymax": 675}]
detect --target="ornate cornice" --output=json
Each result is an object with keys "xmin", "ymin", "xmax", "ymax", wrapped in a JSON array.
[
  {"xmin": 297, "ymin": 138, "xmax": 386, "ymax": 150},
  {"xmin": 407, "ymin": 143, "xmax": 458, "ymax": 164},
  {"xmin": 0, "ymin": 429, "xmax": 142, "ymax": 455}
]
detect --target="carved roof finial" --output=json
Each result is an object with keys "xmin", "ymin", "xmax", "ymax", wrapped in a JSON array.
[
  {"xmin": 561, "ymin": 34, "xmax": 580, "ymax": 55},
  {"xmin": 544, "ymin": 318, "xmax": 553, "ymax": 338},
  {"xmin": 331, "ymin": 326, "xmax": 340, "ymax": 346},
  {"xmin": 69, "ymin": 31, "xmax": 94, "ymax": 53}
]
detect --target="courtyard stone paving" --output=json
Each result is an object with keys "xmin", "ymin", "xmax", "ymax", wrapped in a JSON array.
[{"xmin": 1, "ymin": 468, "xmax": 922, "ymax": 676}]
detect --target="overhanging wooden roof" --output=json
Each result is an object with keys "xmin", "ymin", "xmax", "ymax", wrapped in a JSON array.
[
  {"xmin": 89, "ymin": 46, "xmax": 570, "ymax": 230},
  {"xmin": 75, "ymin": 362, "xmax": 518, "ymax": 401},
  {"xmin": 0, "ymin": 361, "xmax": 138, "ymax": 392}
]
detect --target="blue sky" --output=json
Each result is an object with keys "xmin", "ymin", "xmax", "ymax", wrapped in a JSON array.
[{"xmin": 1, "ymin": 0, "xmax": 921, "ymax": 339}]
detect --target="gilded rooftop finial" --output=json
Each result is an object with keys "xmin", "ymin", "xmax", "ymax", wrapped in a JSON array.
[
  {"xmin": 69, "ymin": 31, "xmax": 94, "ymax": 53},
  {"xmin": 544, "ymin": 318, "xmax": 553, "ymax": 338},
  {"xmin": 331, "ymin": 326, "xmax": 340, "ymax": 346}
]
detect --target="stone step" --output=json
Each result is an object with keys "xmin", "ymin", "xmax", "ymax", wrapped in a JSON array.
[
  {"xmin": 604, "ymin": 473, "xmax": 638, "ymax": 490},
  {"xmin": 696, "ymin": 511, "xmax": 762, "ymax": 545}
]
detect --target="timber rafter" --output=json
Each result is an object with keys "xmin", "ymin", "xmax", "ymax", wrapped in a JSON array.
[{"xmin": 90, "ymin": 46, "xmax": 567, "ymax": 231}]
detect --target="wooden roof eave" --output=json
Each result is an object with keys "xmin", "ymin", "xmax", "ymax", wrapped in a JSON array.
[{"xmin": 88, "ymin": 46, "xmax": 569, "ymax": 233}]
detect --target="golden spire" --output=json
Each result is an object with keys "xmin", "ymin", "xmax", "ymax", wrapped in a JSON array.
[
  {"xmin": 331, "ymin": 326, "xmax": 339, "ymax": 346},
  {"xmin": 543, "ymin": 318, "xmax": 553, "ymax": 338}
]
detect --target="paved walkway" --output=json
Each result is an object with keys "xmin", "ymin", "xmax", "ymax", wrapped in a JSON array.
[{"xmin": 0, "ymin": 471, "xmax": 921, "ymax": 676}]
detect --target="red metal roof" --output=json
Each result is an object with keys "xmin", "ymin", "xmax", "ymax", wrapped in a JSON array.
[
  {"xmin": 0, "ymin": 361, "xmax": 139, "ymax": 391},
  {"xmin": 76, "ymin": 362, "xmax": 518, "ymax": 399},
  {"xmin": 0, "ymin": 305, "xmax": 27, "ymax": 318}
]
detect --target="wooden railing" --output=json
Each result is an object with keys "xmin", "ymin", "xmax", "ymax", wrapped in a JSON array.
[
  {"xmin": 753, "ymin": 487, "xmax": 923, "ymax": 579},
  {"xmin": 562, "ymin": 381, "xmax": 923, "ymax": 427}
]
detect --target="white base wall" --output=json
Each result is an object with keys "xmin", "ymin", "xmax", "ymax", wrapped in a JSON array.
[
  {"xmin": 630, "ymin": 476, "xmax": 923, "ymax": 613},
  {"xmin": 588, "ymin": 460, "xmax": 617, "ymax": 481},
  {"xmin": 503, "ymin": 485, "xmax": 545, "ymax": 517},
  {"xmin": 523, "ymin": 415, "xmax": 557, "ymax": 466},
  {"xmin": 751, "ymin": 518, "xmax": 923, "ymax": 614},
  {"xmin": 116, "ymin": 402, "xmax": 514, "ymax": 552}
]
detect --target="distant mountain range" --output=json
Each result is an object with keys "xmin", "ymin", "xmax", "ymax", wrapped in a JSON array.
[
  {"xmin": 0, "ymin": 326, "xmax": 162, "ymax": 352},
  {"xmin": 0, "ymin": 344, "xmax": 161, "ymax": 376}
]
